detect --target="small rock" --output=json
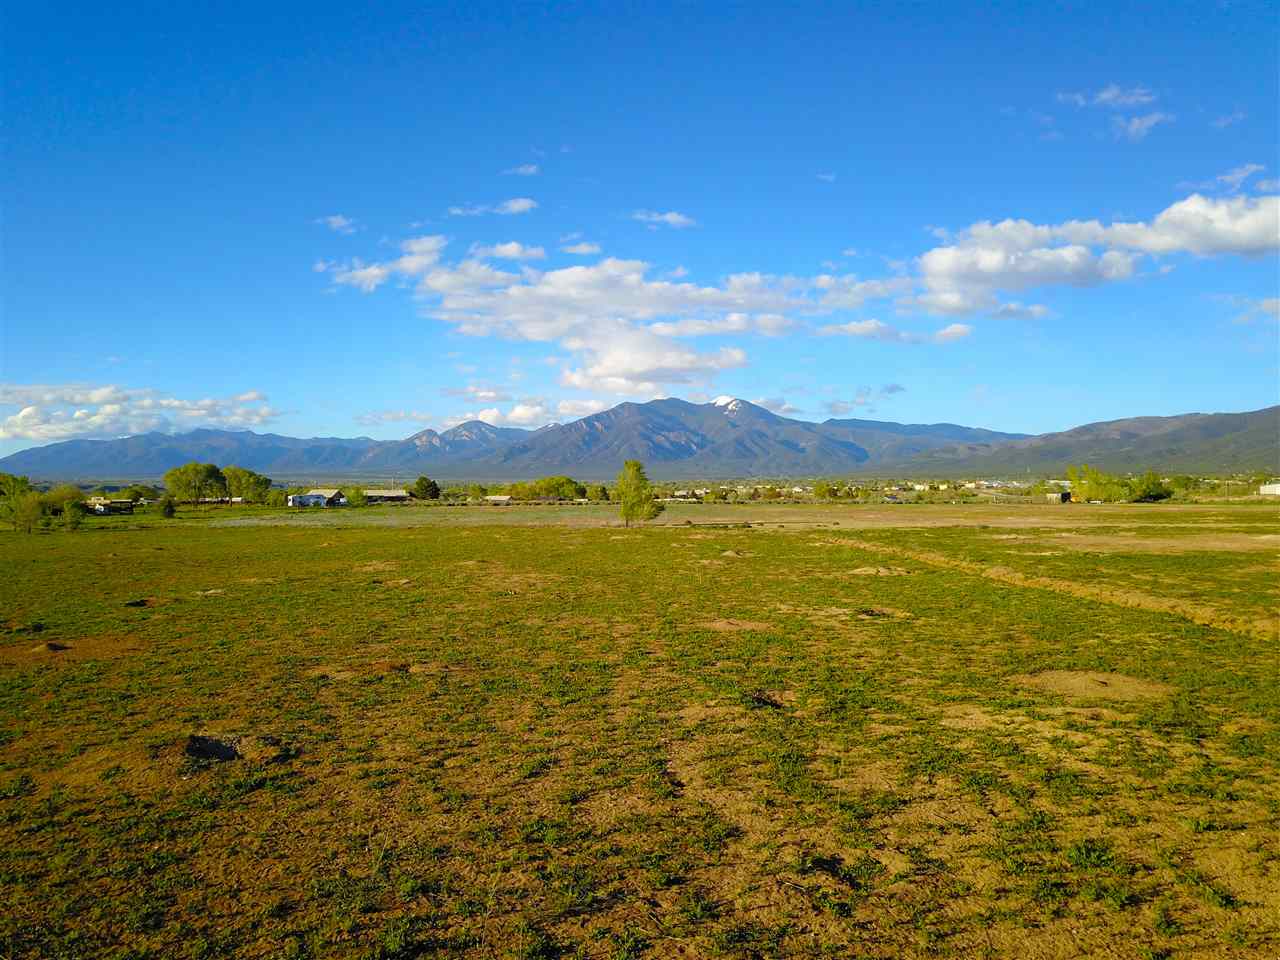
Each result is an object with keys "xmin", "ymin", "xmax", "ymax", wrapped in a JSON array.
[{"xmin": 124, "ymin": 598, "xmax": 148, "ymax": 608}]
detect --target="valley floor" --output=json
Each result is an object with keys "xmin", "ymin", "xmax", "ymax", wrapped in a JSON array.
[{"xmin": 0, "ymin": 503, "xmax": 1277, "ymax": 958}]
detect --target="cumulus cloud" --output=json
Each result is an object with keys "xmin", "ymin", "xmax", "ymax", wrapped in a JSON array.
[
  {"xmin": 0, "ymin": 384, "xmax": 281, "ymax": 442},
  {"xmin": 648, "ymin": 312, "xmax": 792, "ymax": 337},
  {"xmin": 332, "ymin": 235, "xmax": 448, "ymax": 291},
  {"xmin": 503, "ymin": 163, "xmax": 539, "ymax": 176},
  {"xmin": 315, "ymin": 214, "xmax": 357, "ymax": 234},
  {"xmin": 913, "ymin": 192, "xmax": 1280, "ymax": 314},
  {"xmin": 497, "ymin": 197, "xmax": 538, "ymax": 215},
  {"xmin": 469, "ymin": 241, "xmax": 546, "ymax": 260},
  {"xmin": 818, "ymin": 319, "xmax": 972, "ymax": 344},
  {"xmin": 444, "ymin": 397, "xmax": 606, "ymax": 428},
  {"xmin": 989, "ymin": 301, "xmax": 1051, "ymax": 320},
  {"xmin": 441, "ymin": 384, "xmax": 512, "ymax": 403},
  {"xmin": 1112, "ymin": 112, "xmax": 1174, "ymax": 141},
  {"xmin": 447, "ymin": 197, "xmax": 538, "ymax": 217},
  {"xmin": 814, "ymin": 274, "xmax": 914, "ymax": 309},
  {"xmin": 559, "ymin": 325, "xmax": 748, "ymax": 395},
  {"xmin": 562, "ymin": 241, "xmax": 601, "ymax": 255},
  {"xmin": 633, "ymin": 210, "xmax": 697, "ymax": 229},
  {"xmin": 754, "ymin": 396, "xmax": 802, "ymax": 415}
]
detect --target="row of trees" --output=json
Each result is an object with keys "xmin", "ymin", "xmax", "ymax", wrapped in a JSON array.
[
  {"xmin": 0, "ymin": 474, "xmax": 97, "ymax": 533},
  {"xmin": 162, "ymin": 463, "xmax": 273, "ymax": 504},
  {"xmin": 1065, "ymin": 465, "xmax": 1173, "ymax": 503}
]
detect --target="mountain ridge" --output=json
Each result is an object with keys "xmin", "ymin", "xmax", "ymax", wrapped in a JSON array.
[{"xmin": 0, "ymin": 400, "xmax": 1274, "ymax": 480}]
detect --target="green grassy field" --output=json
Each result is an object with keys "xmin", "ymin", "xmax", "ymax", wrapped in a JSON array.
[{"xmin": 1, "ymin": 503, "xmax": 1277, "ymax": 958}]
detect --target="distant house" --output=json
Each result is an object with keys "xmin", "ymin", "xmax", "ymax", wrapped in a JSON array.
[
  {"xmin": 365, "ymin": 488, "xmax": 409, "ymax": 503},
  {"xmin": 288, "ymin": 488, "xmax": 345, "ymax": 508},
  {"xmin": 87, "ymin": 497, "xmax": 134, "ymax": 515},
  {"xmin": 484, "ymin": 495, "xmax": 513, "ymax": 505},
  {"xmin": 1045, "ymin": 491, "xmax": 1071, "ymax": 504},
  {"xmin": 1260, "ymin": 482, "xmax": 1280, "ymax": 496}
]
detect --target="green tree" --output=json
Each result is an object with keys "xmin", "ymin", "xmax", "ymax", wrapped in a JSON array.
[
  {"xmin": 1065, "ymin": 464, "xmax": 1128, "ymax": 503},
  {"xmin": 223, "ymin": 466, "xmax": 272, "ymax": 503},
  {"xmin": 62, "ymin": 499, "xmax": 86, "ymax": 531},
  {"xmin": 346, "ymin": 488, "xmax": 367, "ymax": 507},
  {"xmin": 0, "ymin": 473, "xmax": 34, "ymax": 531},
  {"xmin": 42, "ymin": 484, "xmax": 86, "ymax": 514},
  {"xmin": 122, "ymin": 484, "xmax": 160, "ymax": 502},
  {"xmin": 12, "ymin": 492, "xmax": 46, "ymax": 533},
  {"xmin": 159, "ymin": 495, "xmax": 177, "ymax": 518},
  {"xmin": 412, "ymin": 475, "xmax": 441, "ymax": 500},
  {"xmin": 1127, "ymin": 470, "xmax": 1172, "ymax": 503},
  {"xmin": 585, "ymin": 483, "xmax": 608, "ymax": 502},
  {"xmin": 615, "ymin": 460, "xmax": 663, "ymax": 527},
  {"xmin": 163, "ymin": 462, "xmax": 227, "ymax": 504}
]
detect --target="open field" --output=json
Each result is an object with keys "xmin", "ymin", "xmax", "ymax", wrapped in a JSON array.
[{"xmin": 1, "ymin": 503, "xmax": 1277, "ymax": 958}]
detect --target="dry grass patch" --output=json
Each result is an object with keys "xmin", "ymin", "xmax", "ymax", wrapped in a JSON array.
[{"xmin": 1014, "ymin": 670, "xmax": 1171, "ymax": 702}]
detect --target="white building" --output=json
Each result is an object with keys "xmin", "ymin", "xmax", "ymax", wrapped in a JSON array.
[
  {"xmin": 1259, "ymin": 482, "xmax": 1280, "ymax": 496},
  {"xmin": 288, "ymin": 488, "xmax": 345, "ymax": 508}
]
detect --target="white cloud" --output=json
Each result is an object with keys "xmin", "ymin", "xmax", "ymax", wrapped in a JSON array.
[
  {"xmin": 1212, "ymin": 109, "xmax": 1246, "ymax": 129},
  {"xmin": 315, "ymin": 214, "xmax": 356, "ymax": 234},
  {"xmin": 1256, "ymin": 179, "xmax": 1279, "ymax": 193},
  {"xmin": 989, "ymin": 301, "xmax": 1051, "ymax": 320},
  {"xmin": 818, "ymin": 319, "xmax": 971, "ymax": 344},
  {"xmin": 559, "ymin": 325, "xmax": 748, "ymax": 394},
  {"xmin": 814, "ymin": 274, "xmax": 914, "ymax": 309},
  {"xmin": 562, "ymin": 241, "xmax": 601, "ymax": 255},
  {"xmin": 648, "ymin": 312, "xmax": 792, "ymax": 337},
  {"xmin": 332, "ymin": 235, "xmax": 448, "ymax": 291},
  {"xmin": 469, "ymin": 241, "xmax": 546, "ymax": 260},
  {"xmin": 1058, "ymin": 84, "xmax": 1156, "ymax": 108},
  {"xmin": 503, "ymin": 163, "xmax": 540, "ymax": 176},
  {"xmin": 1232, "ymin": 296, "xmax": 1280, "ymax": 324},
  {"xmin": 1112, "ymin": 112, "xmax": 1174, "ymax": 141},
  {"xmin": 444, "ymin": 396, "xmax": 606, "ymax": 428},
  {"xmin": 0, "ymin": 384, "xmax": 281, "ymax": 441},
  {"xmin": 1093, "ymin": 84, "xmax": 1156, "ymax": 107},
  {"xmin": 633, "ymin": 210, "xmax": 697, "ymax": 229},
  {"xmin": 496, "ymin": 197, "xmax": 537, "ymax": 215},
  {"xmin": 934, "ymin": 322, "xmax": 973, "ymax": 342},
  {"xmin": 1217, "ymin": 163, "xmax": 1265, "ymax": 192},
  {"xmin": 441, "ymin": 384, "xmax": 513, "ymax": 403},
  {"xmin": 754, "ymin": 396, "xmax": 801, "ymax": 415},
  {"xmin": 913, "ymin": 192, "xmax": 1280, "ymax": 314},
  {"xmin": 354, "ymin": 410, "xmax": 433, "ymax": 426},
  {"xmin": 447, "ymin": 198, "xmax": 538, "ymax": 217}
]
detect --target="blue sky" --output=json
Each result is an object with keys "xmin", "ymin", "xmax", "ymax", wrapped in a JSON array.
[{"xmin": 2, "ymin": 1, "xmax": 1277, "ymax": 455}]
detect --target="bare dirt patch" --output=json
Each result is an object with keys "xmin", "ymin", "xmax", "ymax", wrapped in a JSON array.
[
  {"xmin": 822, "ymin": 536, "xmax": 1274, "ymax": 640},
  {"xmin": 1013, "ymin": 670, "xmax": 1171, "ymax": 701},
  {"xmin": 1049, "ymin": 532, "xmax": 1278, "ymax": 553},
  {"xmin": 849, "ymin": 565, "xmax": 911, "ymax": 576},
  {"xmin": 696, "ymin": 619, "xmax": 773, "ymax": 632}
]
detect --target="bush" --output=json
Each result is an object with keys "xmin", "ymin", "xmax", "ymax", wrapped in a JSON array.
[{"xmin": 160, "ymin": 495, "xmax": 177, "ymax": 518}]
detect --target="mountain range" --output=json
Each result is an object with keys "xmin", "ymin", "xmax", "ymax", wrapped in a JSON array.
[{"xmin": 1, "ymin": 397, "xmax": 1275, "ymax": 481}]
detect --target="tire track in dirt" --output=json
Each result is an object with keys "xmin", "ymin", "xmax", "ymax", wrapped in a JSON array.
[{"xmin": 818, "ymin": 537, "xmax": 1277, "ymax": 642}]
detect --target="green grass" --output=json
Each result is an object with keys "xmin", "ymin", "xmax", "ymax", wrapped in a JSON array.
[{"xmin": 0, "ymin": 502, "xmax": 1277, "ymax": 957}]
